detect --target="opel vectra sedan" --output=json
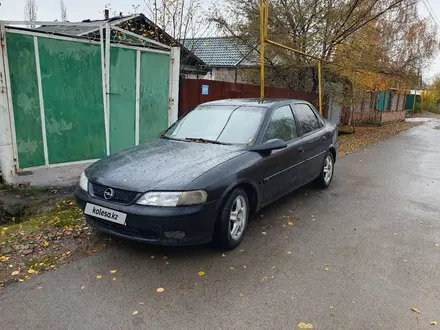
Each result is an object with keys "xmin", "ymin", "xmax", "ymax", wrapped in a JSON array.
[{"xmin": 74, "ymin": 99, "xmax": 338, "ymax": 249}]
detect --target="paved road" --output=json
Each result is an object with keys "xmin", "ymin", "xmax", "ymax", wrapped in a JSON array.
[{"xmin": 1, "ymin": 120, "xmax": 440, "ymax": 330}]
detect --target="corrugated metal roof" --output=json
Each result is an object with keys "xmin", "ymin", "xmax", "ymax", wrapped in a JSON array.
[
  {"xmin": 35, "ymin": 24, "xmax": 98, "ymax": 36},
  {"xmin": 35, "ymin": 15, "xmax": 136, "ymax": 36},
  {"xmin": 183, "ymin": 37, "xmax": 257, "ymax": 67}
]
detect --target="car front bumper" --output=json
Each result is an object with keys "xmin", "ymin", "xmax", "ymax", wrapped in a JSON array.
[{"xmin": 74, "ymin": 187, "xmax": 219, "ymax": 246}]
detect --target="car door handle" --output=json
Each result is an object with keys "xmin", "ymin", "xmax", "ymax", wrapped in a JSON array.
[{"xmin": 298, "ymin": 147, "xmax": 304, "ymax": 154}]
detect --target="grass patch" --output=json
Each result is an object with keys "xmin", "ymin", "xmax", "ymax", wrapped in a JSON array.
[
  {"xmin": 0, "ymin": 199, "xmax": 107, "ymax": 288},
  {"xmin": 0, "ymin": 184, "xmax": 52, "ymax": 197},
  {"xmin": 1, "ymin": 200, "xmax": 82, "ymax": 236}
]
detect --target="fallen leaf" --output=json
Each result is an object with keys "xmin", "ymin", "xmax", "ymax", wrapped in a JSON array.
[
  {"xmin": 81, "ymin": 285, "xmax": 85, "ymax": 289},
  {"xmin": 243, "ymin": 265, "xmax": 247, "ymax": 269},
  {"xmin": 263, "ymin": 276, "xmax": 268, "ymax": 280},
  {"xmin": 230, "ymin": 267, "xmax": 234, "ymax": 270},
  {"xmin": 27, "ymin": 269, "xmax": 37, "ymax": 274},
  {"xmin": 221, "ymin": 253, "xmax": 226, "ymax": 257},
  {"xmin": 324, "ymin": 267, "xmax": 329, "ymax": 271},
  {"xmin": 112, "ymin": 277, "xmax": 117, "ymax": 281},
  {"xmin": 330, "ymin": 306, "xmax": 334, "ymax": 309},
  {"xmin": 110, "ymin": 270, "xmax": 117, "ymax": 274},
  {"xmin": 431, "ymin": 321, "xmax": 437, "ymax": 326},
  {"xmin": 139, "ymin": 302, "xmax": 145, "ymax": 305},
  {"xmin": 287, "ymin": 251, "xmax": 293, "ymax": 254},
  {"xmin": 261, "ymin": 232, "xmax": 267, "ymax": 235},
  {"xmin": 239, "ymin": 293, "xmax": 244, "ymax": 297},
  {"xmin": 43, "ymin": 241, "xmax": 50, "ymax": 247},
  {"xmin": 198, "ymin": 271, "xmax": 205, "ymax": 276},
  {"xmin": 156, "ymin": 287, "xmax": 165, "ymax": 293},
  {"xmin": 271, "ymin": 266, "xmax": 276, "ymax": 269},
  {"xmin": 411, "ymin": 307, "xmax": 421, "ymax": 314},
  {"xmin": 0, "ymin": 256, "xmax": 9, "ymax": 262},
  {"xmin": 96, "ymin": 274, "xmax": 103, "ymax": 279},
  {"xmin": 240, "ymin": 249, "xmax": 244, "ymax": 253},
  {"xmin": 288, "ymin": 221, "xmax": 294, "ymax": 226},
  {"xmin": 298, "ymin": 322, "xmax": 313, "ymax": 329},
  {"xmin": 132, "ymin": 311, "xmax": 138, "ymax": 315}
]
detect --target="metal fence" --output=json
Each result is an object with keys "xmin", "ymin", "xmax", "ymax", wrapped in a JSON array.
[
  {"xmin": 0, "ymin": 20, "xmax": 180, "ymax": 182},
  {"xmin": 178, "ymin": 78, "xmax": 319, "ymax": 117}
]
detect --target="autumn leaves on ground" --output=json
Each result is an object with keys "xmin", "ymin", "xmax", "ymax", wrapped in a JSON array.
[
  {"xmin": 338, "ymin": 121, "xmax": 421, "ymax": 157},
  {"xmin": 0, "ymin": 119, "xmax": 423, "ymax": 290},
  {"xmin": 0, "ymin": 197, "xmax": 115, "ymax": 289}
]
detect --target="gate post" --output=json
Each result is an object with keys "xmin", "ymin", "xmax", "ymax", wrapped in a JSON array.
[
  {"xmin": 168, "ymin": 47, "xmax": 180, "ymax": 125},
  {"xmin": 0, "ymin": 23, "xmax": 15, "ymax": 183}
]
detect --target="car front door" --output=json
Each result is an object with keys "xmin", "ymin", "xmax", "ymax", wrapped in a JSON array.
[
  {"xmin": 293, "ymin": 103, "xmax": 328, "ymax": 184},
  {"xmin": 260, "ymin": 105, "xmax": 305, "ymax": 205}
]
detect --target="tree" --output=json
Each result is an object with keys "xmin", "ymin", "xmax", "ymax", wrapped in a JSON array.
[
  {"xmin": 421, "ymin": 75, "xmax": 440, "ymax": 114},
  {"xmin": 60, "ymin": 0, "xmax": 67, "ymax": 22},
  {"xmin": 143, "ymin": 0, "xmax": 212, "ymax": 44},
  {"xmin": 211, "ymin": 0, "xmax": 438, "ymax": 93},
  {"xmin": 24, "ymin": 0, "xmax": 37, "ymax": 28}
]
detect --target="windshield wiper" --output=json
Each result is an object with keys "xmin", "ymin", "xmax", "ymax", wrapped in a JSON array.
[{"xmin": 185, "ymin": 137, "xmax": 231, "ymax": 145}]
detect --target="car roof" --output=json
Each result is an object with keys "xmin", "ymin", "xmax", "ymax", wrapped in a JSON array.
[{"xmin": 199, "ymin": 98, "xmax": 306, "ymax": 108}]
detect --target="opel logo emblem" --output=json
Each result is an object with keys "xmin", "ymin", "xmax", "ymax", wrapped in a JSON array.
[{"xmin": 103, "ymin": 188, "xmax": 114, "ymax": 200}]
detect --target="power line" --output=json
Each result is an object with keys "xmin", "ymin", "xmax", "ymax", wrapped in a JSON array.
[{"xmin": 422, "ymin": 0, "xmax": 440, "ymax": 29}]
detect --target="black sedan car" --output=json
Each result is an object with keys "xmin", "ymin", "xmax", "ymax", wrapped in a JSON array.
[{"xmin": 74, "ymin": 99, "xmax": 338, "ymax": 249}]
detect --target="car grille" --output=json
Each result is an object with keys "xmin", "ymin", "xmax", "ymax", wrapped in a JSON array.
[{"xmin": 90, "ymin": 182, "xmax": 138, "ymax": 205}]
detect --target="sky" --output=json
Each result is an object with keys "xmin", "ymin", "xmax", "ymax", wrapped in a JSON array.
[{"xmin": 0, "ymin": 0, "xmax": 439, "ymax": 82}]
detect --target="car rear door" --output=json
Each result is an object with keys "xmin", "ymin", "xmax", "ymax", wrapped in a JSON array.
[
  {"xmin": 259, "ymin": 105, "xmax": 305, "ymax": 205},
  {"xmin": 293, "ymin": 103, "xmax": 328, "ymax": 184}
]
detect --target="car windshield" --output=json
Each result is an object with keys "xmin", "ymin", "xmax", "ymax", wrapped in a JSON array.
[{"xmin": 163, "ymin": 105, "xmax": 265, "ymax": 145}]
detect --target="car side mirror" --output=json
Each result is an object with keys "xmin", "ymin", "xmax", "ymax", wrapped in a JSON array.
[{"xmin": 250, "ymin": 139, "xmax": 287, "ymax": 154}]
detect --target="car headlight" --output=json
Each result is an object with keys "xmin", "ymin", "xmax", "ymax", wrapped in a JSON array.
[
  {"xmin": 136, "ymin": 190, "xmax": 208, "ymax": 207},
  {"xmin": 79, "ymin": 171, "xmax": 89, "ymax": 192}
]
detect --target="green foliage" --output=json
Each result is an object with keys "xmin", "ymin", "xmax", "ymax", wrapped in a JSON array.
[{"xmin": 421, "ymin": 76, "xmax": 440, "ymax": 114}]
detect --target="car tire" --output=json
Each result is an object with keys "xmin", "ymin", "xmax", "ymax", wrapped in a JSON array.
[
  {"xmin": 315, "ymin": 152, "xmax": 335, "ymax": 188},
  {"xmin": 214, "ymin": 188, "xmax": 249, "ymax": 250}
]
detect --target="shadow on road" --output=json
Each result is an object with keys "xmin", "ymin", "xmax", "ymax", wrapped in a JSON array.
[{"xmin": 109, "ymin": 183, "xmax": 320, "ymax": 260}]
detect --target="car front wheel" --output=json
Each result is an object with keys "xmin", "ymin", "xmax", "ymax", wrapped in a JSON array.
[
  {"xmin": 214, "ymin": 188, "xmax": 249, "ymax": 250},
  {"xmin": 315, "ymin": 152, "xmax": 335, "ymax": 188}
]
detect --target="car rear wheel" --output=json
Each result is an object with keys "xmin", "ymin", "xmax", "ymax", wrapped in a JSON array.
[
  {"xmin": 315, "ymin": 152, "xmax": 335, "ymax": 188},
  {"xmin": 214, "ymin": 188, "xmax": 249, "ymax": 250}
]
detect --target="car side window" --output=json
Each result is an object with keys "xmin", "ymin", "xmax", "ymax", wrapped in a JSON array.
[
  {"xmin": 264, "ymin": 105, "xmax": 297, "ymax": 142},
  {"xmin": 294, "ymin": 104, "xmax": 321, "ymax": 135}
]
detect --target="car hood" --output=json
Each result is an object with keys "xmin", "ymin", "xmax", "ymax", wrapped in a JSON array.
[{"xmin": 85, "ymin": 139, "xmax": 245, "ymax": 192}]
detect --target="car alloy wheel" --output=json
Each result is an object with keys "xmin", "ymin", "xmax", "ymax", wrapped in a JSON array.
[
  {"xmin": 229, "ymin": 195, "xmax": 247, "ymax": 240},
  {"xmin": 323, "ymin": 155, "xmax": 333, "ymax": 184}
]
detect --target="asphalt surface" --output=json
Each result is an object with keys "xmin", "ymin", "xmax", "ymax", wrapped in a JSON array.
[{"xmin": 1, "ymin": 119, "xmax": 440, "ymax": 330}]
